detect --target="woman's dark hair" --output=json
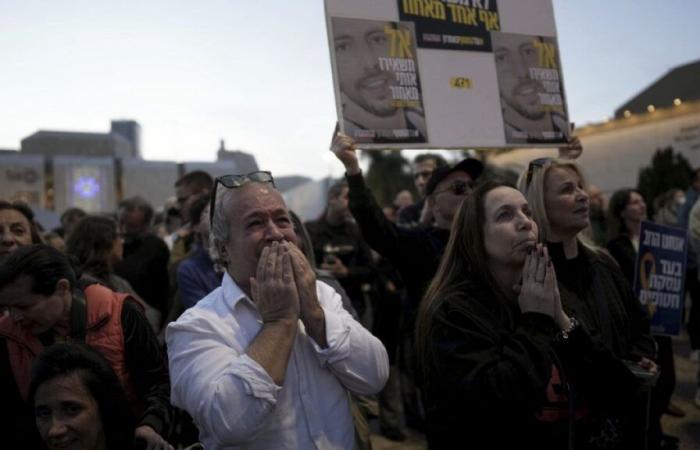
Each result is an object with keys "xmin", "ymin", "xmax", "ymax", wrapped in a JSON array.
[
  {"xmin": 416, "ymin": 179, "xmax": 513, "ymax": 373},
  {"xmin": 65, "ymin": 216, "xmax": 119, "ymax": 281},
  {"xmin": 0, "ymin": 200, "xmax": 43, "ymax": 244},
  {"xmin": 29, "ymin": 343, "xmax": 135, "ymax": 450},
  {"xmin": 607, "ymin": 188, "xmax": 640, "ymax": 239},
  {"xmin": 0, "ymin": 244, "xmax": 78, "ymax": 295}
]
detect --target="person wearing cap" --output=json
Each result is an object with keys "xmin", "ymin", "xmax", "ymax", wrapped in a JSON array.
[{"xmin": 331, "ymin": 132, "xmax": 484, "ymax": 431}]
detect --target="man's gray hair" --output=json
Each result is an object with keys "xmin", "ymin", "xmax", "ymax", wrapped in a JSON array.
[{"xmin": 209, "ymin": 185, "xmax": 232, "ymax": 265}]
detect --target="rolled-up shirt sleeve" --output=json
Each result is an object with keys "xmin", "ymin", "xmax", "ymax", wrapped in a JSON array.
[
  {"xmin": 310, "ymin": 281, "xmax": 389, "ymax": 395},
  {"xmin": 166, "ymin": 311, "xmax": 281, "ymax": 446}
]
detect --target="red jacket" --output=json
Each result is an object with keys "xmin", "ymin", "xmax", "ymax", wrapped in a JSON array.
[{"xmin": 0, "ymin": 283, "xmax": 143, "ymax": 414}]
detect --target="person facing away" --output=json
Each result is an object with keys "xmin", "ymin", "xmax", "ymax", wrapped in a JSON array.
[
  {"xmin": 0, "ymin": 244, "xmax": 174, "ymax": 450},
  {"xmin": 166, "ymin": 171, "xmax": 389, "ymax": 449},
  {"xmin": 416, "ymin": 180, "xmax": 655, "ymax": 449},
  {"xmin": 30, "ymin": 342, "xmax": 137, "ymax": 450}
]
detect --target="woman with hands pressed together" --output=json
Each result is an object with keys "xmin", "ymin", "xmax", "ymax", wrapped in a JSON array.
[
  {"xmin": 519, "ymin": 158, "xmax": 657, "ymax": 448},
  {"xmin": 416, "ymin": 181, "xmax": 650, "ymax": 449}
]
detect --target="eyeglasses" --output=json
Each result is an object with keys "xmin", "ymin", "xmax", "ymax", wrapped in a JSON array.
[
  {"xmin": 432, "ymin": 180, "xmax": 472, "ymax": 196},
  {"xmin": 525, "ymin": 157, "xmax": 552, "ymax": 188},
  {"xmin": 209, "ymin": 171, "xmax": 275, "ymax": 223}
]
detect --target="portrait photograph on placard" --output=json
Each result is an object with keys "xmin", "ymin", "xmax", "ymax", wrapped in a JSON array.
[
  {"xmin": 331, "ymin": 17, "xmax": 427, "ymax": 145},
  {"xmin": 492, "ymin": 31, "xmax": 569, "ymax": 144}
]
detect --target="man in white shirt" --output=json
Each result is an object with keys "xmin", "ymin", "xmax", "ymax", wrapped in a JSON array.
[{"xmin": 166, "ymin": 172, "xmax": 389, "ymax": 449}]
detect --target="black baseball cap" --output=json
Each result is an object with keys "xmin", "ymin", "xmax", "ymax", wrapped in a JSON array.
[{"xmin": 425, "ymin": 158, "xmax": 484, "ymax": 196}]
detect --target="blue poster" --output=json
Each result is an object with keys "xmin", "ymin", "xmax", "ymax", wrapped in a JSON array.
[{"xmin": 633, "ymin": 221, "xmax": 687, "ymax": 335}]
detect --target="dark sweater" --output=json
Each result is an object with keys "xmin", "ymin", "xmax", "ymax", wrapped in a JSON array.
[
  {"xmin": 548, "ymin": 240, "xmax": 655, "ymax": 361},
  {"xmin": 422, "ymin": 277, "xmax": 645, "ymax": 450}
]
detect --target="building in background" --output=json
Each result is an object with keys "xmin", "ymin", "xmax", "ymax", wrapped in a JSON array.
[
  {"xmin": 0, "ymin": 122, "xmax": 259, "ymax": 218},
  {"xmin": 110, "ymin": 120, "xmax": 142, "ymax": 158}
]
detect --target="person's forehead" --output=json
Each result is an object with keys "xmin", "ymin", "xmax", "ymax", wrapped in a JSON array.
[
  {"xmin": 334, "ymin": 19, "xmax": 390, "ymax": 39},
  {"xmin": 0, "ymin": 209, "xmax": 30, "ymax": 226},
  {"xmin": 485, "ymin": 186, "xmax": 526, "ymax": 212},
  {"xmin": 122, "ymin": 207, "xmax": 144, "ymax": 221},
  {"xmin": 495, "ymin": 34, "xmax": 534, "ymax": 50},
  {"xmin": 226, "ymin": 184, "xmax": 288, "ymax": 219},
  {"xmin": 414, "ymin": 160, "xmax": 436, "ymax": 171},
  {"xmin": 176, "ymin": 183, "xmax": 196, "ymax": 197},
  {"xmin": 36, "ymin": 372, "xmax": 91, "ymax": 402},
  {"xmin": 546, "ymin": 166, "xmax": 581, "ymax": 186},
  {"xmin": 436, "ymin": 171, "xmax": 472, "ymax": 189}
]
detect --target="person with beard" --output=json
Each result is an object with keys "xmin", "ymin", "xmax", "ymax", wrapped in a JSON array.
[
  {"xmin": 492, "ymin": 32, "xmax": 569, "ymax": 144},
  {"xmin": 332, "ymin": 17, "xmax": 427, "ymax": 143}
]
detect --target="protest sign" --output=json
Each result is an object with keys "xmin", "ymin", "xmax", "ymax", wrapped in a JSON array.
[
  {"xmin": 325, "ymin": 0, "xmax": 569, "ymax": 148},
  {"xmin": 633, "ymin": 221, "xmax": 687, "ymax": 335}
]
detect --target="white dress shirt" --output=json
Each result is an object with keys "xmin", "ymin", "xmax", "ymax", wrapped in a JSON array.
[{"xmin": 166, "ymin": 272, "xmax": 389, "ymax": 449}]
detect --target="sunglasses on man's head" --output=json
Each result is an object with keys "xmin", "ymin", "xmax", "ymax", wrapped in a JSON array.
[
  {"xmin": 209, "ymin": 171, "xmax": 275, "ymax": 223},
  {"xmin": 433, "ymin": 180, "xmax": 472, "ymax": 196},
  {"xmin": 525, "ymin": 157, "xmax": 553, "ymax": 188}
]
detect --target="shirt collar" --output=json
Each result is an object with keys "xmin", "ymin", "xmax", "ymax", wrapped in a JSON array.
[{"xmin": 222, "ymin": 271, "xmax": 251, "ymax": 309}]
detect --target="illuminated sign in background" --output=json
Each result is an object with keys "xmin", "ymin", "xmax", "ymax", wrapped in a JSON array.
[{"xmin": 54, "ymin": 157, "xmax": 116, "ymax": 213}]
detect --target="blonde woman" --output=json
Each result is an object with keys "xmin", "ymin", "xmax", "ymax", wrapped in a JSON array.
[{"xmin": 518, "ymin": 158, "xmax": 658, "ymax": 448}]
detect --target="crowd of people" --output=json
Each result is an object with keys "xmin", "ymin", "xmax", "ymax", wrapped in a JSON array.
[{"xmin": 0, "ymin": 133, "xmax": 698, "ymax": 449}]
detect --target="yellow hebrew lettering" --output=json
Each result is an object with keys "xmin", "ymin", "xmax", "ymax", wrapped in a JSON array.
[
  {"xmin": 478, "ymin": 10, "xmax": 500, "ymax": 30},
  {"xmin": 385, "ymin": 26, "xmax": 414, "ymax": 58},
  {"xmin": 447, "ymin": 4, "xmax": 477, "ymax": 25},
  {"xmin": 533, "ymin": 40, "xmax": 557, "ymax": 69},
  {"xmin": 403, "ymin": 0, "xmax": 446, "ymax": 20}
]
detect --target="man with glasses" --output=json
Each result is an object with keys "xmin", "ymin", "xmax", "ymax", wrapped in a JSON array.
[
  {"xmin": 166, "ymin": 171, "xmax": 389, "ymax": 449},
  {"xmin": 331, "ymin": 133, "xmax": 483, "ymax": 432},
  {"xmin": 398, "ymin": 153, "xmax": 448, "ymax": 228}
]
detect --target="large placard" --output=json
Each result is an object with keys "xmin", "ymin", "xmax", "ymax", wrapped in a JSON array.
[{"xmin": 325, "ymin": 0, "xmax": 569, "ymax": 148}]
